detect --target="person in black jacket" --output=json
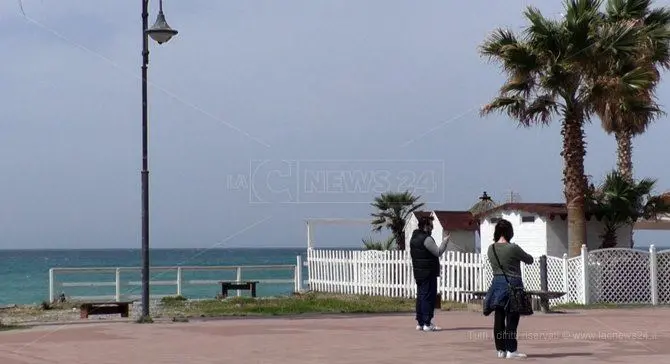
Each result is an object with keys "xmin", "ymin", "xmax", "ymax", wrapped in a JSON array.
[{"xmin": 409, "ymin": 215, "xmax": 450, "ymax": 331}]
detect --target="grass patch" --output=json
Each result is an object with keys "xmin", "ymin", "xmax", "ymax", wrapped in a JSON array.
[
  {"xmin": 161, "ymin": 295, "xmax": 188, "ymax": 305},
  {"xmin": 159, "ymin": 292, "xmax": 467, "ymax": 318},
  {"xmin": 135, "ymin": 315, "xmax": 154, "ymax": 324},
  {"xmin": 0, "ymin": 322, "xmax": 24, "ymax": 331}
]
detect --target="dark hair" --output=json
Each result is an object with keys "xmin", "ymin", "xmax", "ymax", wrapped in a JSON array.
[
  {"xmin": 493, "ymin": 219, "xmax": 514, "ymax": 242},
  {"xmin": 417, "ymin": 215, "xmax": 434, "ymax": 230}
]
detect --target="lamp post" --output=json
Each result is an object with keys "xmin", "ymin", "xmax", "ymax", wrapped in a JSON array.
[{"xmin": 140, "ymin": 0, "xmax": 178, "ymax": 319}]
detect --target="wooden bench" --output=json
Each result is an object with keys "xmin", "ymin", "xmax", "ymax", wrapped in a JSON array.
[
  {"xmin": 462, "ymin": 290, "xmax": 566, "ymax": 313},
  {"xmin": 218, "ymin": 281, "xmax": 259, "ymax": 299},
  {"xmin": 79, "ymin": 301, "xmax": 132, "ymax": 319}
]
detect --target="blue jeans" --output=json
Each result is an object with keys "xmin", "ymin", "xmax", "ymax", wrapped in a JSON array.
[
  {"xmin": 484, "ymin": 275, "xmax": 524, "ymax": 352},
  {"xmin": 415, "ymin": 276, "xmax": 437, "ymax": 326}
]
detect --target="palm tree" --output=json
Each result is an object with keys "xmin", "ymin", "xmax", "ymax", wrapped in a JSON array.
[
  {"xmin": 596, "ymin": 0, "xmax": 670, "ymax": 181},
  {"xmin": 361, "ymin": 235, "xmax": 397, "ymax": 251},
  {"xmin": 370, "ymin": 191, "xmax": 424, "ymax": 251},
  {"xmin": 587, "ymin": 170, "xmax": 670, "ymax": 248},
  {"xmin": 479, "ymin": 0, "xmax": 649, "ymax": 257}
]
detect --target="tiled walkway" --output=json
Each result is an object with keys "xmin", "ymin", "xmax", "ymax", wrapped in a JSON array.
[{"xmin": 1, "ymin": 308, "xmax": 669, "ymax": 363}]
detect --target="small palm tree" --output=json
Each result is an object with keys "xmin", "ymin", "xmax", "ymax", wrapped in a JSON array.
[
  {"xmin": 361, "ymin": 235, "xmax": 396, "ymax": 251},
  {"xmin": 370, "ymin": 191, "xmax": 424, "ymax": 250},
  {"xmin": 587, "ymin": 170, "xmax": 670, "ymax": 248}
]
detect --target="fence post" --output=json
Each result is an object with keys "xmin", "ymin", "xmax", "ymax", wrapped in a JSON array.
[
  {"xmin": 539, "ymin": 255, "xmax": 548, "ymax": 312},
  {"xmin": 236, "ymin": 267, "xmax": 242, "ymax": 296},
  {"xmin": 650, "ymin": 245, "xmax": 658, "ymax": 306},
  {"xmin": 580, "ymin": 244, "xmax": 590, "ymax": 305},
  {"xmin": 115, "ymin": 268, "xmax": 121, "ymax": 302},
  {"xmin": 562, "ymin": 253, "xmax": 569, "ymax": 304},
  {"xmin": 295, "ymin": 255, "xmax": 303, "ymax": 293},
  {"xmin": 49, "ymin": 268, "xmax": 55, "ymax": 303},
  {"xmin": 354, "ymin": 251, "xmax": 360, "ymax": 295},
  {"xmin": 306, "ymin": 249, "xmax": 312, "ymax": 291},
  {"xmin": 176, "ymin": 267, "xmax": 183, "ymax": 297}
]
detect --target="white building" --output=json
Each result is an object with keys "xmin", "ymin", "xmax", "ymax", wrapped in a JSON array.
[
  {"xmin": 404, "ymin": 210, "xmax": 479, "ymax": 253},
  {"xmin": 476, "ymin": 203, "xmax": 632, "ymax": 257}
]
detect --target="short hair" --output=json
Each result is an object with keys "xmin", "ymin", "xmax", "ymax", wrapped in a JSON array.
[
  {"xmin": 493, "ymin": 219, "xmax": 514, "ymax": 242},
  {"xmin": 417, "ymin": 215, "xmax": 434, "ymax": 229}
]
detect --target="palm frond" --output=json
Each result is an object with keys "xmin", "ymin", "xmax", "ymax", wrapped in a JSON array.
[
  {"xmin": 369, "ymin": 191, "xmax": 424, "ymax": 250},
  {"xmin": 362, "ymin": 235, "xmax": 396, "ymax": 251},
  {"xmin": 480, "ymin": 28, "xmax": 520, "ymax": 61}
]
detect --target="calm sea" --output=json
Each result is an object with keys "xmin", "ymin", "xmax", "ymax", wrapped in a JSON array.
[{"xmin": 0, "ymin": 248, "xmax": 308, "ymax": 305}]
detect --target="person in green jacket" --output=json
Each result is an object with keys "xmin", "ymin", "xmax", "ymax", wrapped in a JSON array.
[{"xmin": 483, "ymin": 219, "xmax": 533, "ymax": 359}]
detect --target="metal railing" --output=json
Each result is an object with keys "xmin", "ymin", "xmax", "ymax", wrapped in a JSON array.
[{"xmin": 48, "ymin": 255, "xmax": 305, "ymax": 302}]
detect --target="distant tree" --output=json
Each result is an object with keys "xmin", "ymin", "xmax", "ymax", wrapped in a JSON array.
[
  {"xmin": 370, "ymin": 191, "xmax": 425, "ymax": 250},
  {"xmin": 587, "ymin": 170, "xmax": 670, "ymax": 248},
  {"xmin": 361, "ymin": 235, "xmax": 396, "ymax": 251}
]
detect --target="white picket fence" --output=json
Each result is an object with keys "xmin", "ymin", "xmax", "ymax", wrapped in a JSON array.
[{"xmin": 307, "ymin": 245, "xmax": 670, "ymax": 306}]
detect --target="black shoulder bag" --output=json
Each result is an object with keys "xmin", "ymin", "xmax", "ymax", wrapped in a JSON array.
[{"xmin": 492, "ymin": 244, "xmax": 533, "ymax": 316}]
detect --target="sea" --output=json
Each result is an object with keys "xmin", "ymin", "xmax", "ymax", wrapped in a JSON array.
[
  {"xmin": 0, "ymin": 248, "xmax": 310, "ymax": 306},
  {"xmin": 2, "ymin": 242, "xmax": 666, "ymax": 306}
]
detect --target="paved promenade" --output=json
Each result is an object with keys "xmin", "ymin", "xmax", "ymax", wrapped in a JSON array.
[{"xmin": 1, "ymin": 308, "xmax": 670, "ymax": 363}]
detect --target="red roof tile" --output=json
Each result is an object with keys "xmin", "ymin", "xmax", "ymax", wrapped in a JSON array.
[
  {"xmin": 473, "ymin": 202, "xmax": 603, "ymax": 221},
  {"xmin": 412, "ymin": 211, "xmax": 432, "ymax": 219},
  {"xmin": 432, "ymin": 211, "xmax": 478, "ymax": 231}
]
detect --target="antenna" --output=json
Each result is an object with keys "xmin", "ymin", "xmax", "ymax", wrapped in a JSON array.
[{"xmin": 505, "ymin": 190, "xmax": 522, "ymax": 203}]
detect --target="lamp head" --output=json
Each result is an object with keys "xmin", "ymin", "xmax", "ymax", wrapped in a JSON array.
[{"xmin": 146, "ymin": 11, "xmax": 178, "ymax": 44}]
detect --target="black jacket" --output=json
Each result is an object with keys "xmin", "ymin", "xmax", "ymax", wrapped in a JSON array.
[{"xmin": 409, "ymin": 229, "xmax": 439, "ymax": 283}]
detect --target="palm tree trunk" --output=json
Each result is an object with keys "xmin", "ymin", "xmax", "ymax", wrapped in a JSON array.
[
  {"xmin": 615, "ymin": 129, "xmax": 636, "ymax": 248},
  {"xmin": 562, "ymin": 115, "xmax": 588, "ymax": 257},
  {"xmin": 598, "ymin": 228, "xmax": 617, "ymax": 249},
  {"xmin": 615, "ymin": 129, "xmax": 634, "ymax": 182},
  {"xmin": 396, "ymin": 232, "xmax": 405, "ymax": 251}
]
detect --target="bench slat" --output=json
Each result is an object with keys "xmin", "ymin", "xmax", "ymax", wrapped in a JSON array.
[
  {"xmin": 218, "ymin": 281, "xmax": 259, "ymax": 299},
  {"xmin": 79, "ymin": 301, "xmax": 131, "ymax": 319}
]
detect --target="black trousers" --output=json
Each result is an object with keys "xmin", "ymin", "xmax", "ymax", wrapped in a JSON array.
[
  {"xmin": 493, "ymin": 306, "xmax": 520, "ymax": 352},
  {"xmin": 415, "ymin": 276, "xmax": 437, "ymax": 326}
]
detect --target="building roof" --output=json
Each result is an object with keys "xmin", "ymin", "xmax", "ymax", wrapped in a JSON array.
[
  {"xmin": 411, "ymin": 211, "xmax": 432, "ymax": 219},
  {"xmin": 469, "ymin": 191, "xmax": 498, "ymax": 215},
  {"xmin": 432, "ymin": 211, "xmax": 479, "ymax": 231},
  {"xmin": 473, "ymin": 202, "xmax": 605, "ymax": 221}
]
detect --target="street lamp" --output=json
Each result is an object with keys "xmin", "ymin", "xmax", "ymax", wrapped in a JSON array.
[{"xmin": 140, "ymin": 0, "xmax": 178, "ymax": 320}]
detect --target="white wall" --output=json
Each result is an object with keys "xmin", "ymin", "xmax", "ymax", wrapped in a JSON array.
[
  {"xmin": 404, "ymin": 214, "xmax": 420, "ymax": 251},
  {"xmin": 479, "ymin": 217, "xmax": 496, "ymax": 257},
  {"xmin": 406, "ymin": 211, "xmax": 477, "ymax": 253},
  {"xmin": 429, "ymin": 213, "xmax": 445, "ymax": 250},
  {"xmin": 479, "ymin": 210, "xmax": 547, "ymax": 257},
  {"xmin": 449, "ymin": 231, "xmax": 477, "ymax": 253},
  {"xmin": 546, "ymin": 218, "xmax": 632, "ymax": 256},
  {"xmin": 506, "ymin": 211, "xmax": 547, "ymax": 257},
  {"xmin": 546, "ymin": 219, "xmax": 568, "ymax": 257},
  {"xmin": 587, "ymin": 221, "xmax": 632, "ymax": 250}
]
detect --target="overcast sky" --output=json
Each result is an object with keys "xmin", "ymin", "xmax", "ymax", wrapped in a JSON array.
[{"xmin": 1, "ymin": 0, "xmax": 669, "ymax": 249}]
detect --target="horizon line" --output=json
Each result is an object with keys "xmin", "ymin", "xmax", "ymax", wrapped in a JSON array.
[{"xmin": 0, "ymin": 246, "xmax": 364, "ymax": 251}]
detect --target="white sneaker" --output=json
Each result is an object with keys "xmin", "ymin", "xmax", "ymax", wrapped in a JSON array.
[
  {"xmin": 416, "ymin": 325, "xmax": 422, "ymax": 331},
  {"xmin": 422, "ymin": 324, "xmax": 441, "ymax": 331},
  {"xmin": 506, "ymin": 351, "xmax": 527, "ymax": 358},
  {"xmin": 496, "ymin": 351, "xmax": 506, "ymax": 358}
]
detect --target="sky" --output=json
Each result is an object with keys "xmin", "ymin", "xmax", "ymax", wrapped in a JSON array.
[{"xmin": 1, "ymin": 0, "xmax": 669, "ymax": 249}]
